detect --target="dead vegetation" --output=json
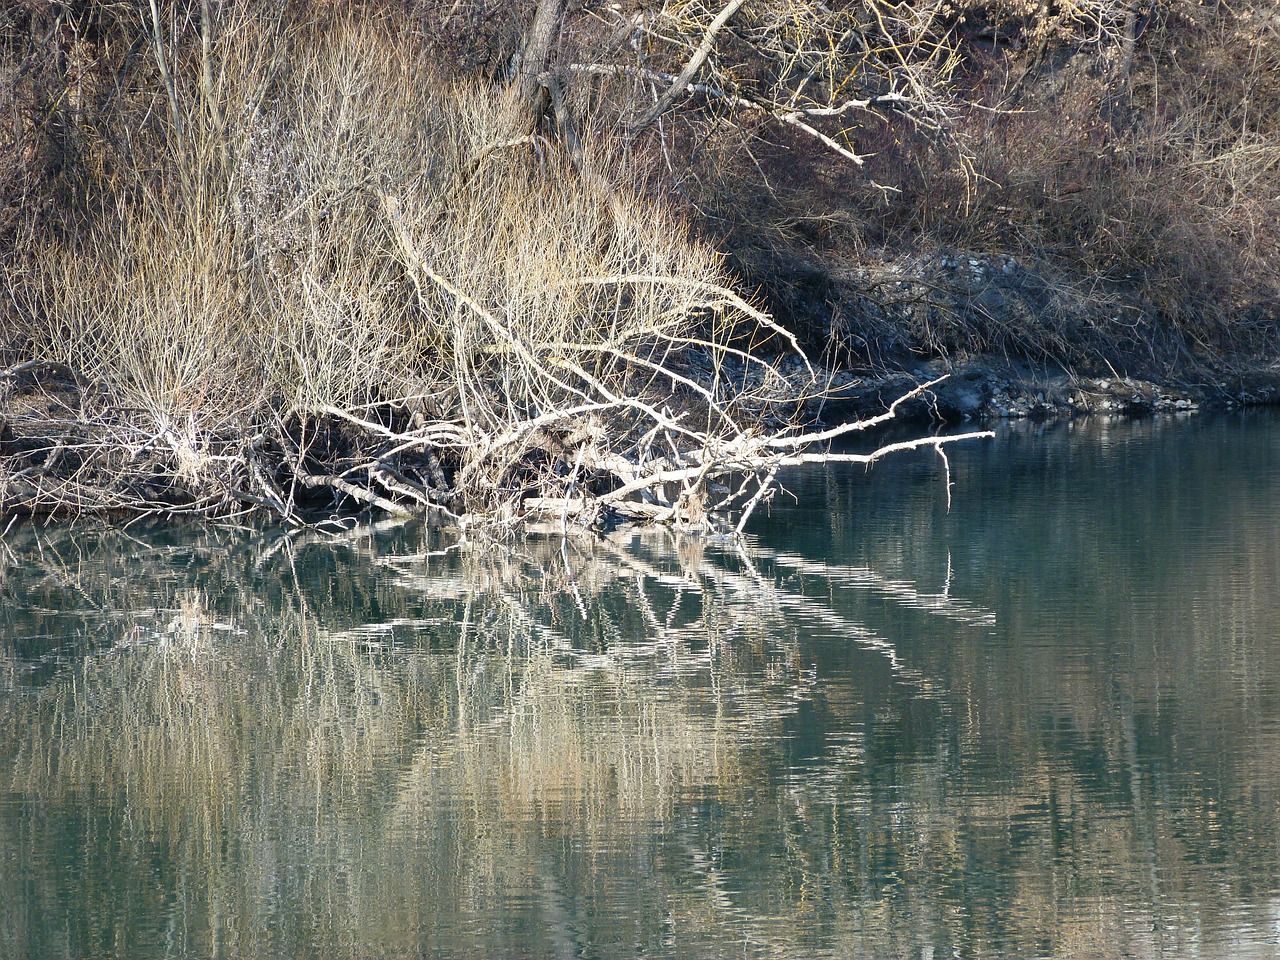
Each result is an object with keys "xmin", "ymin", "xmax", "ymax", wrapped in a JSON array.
[
  {"xmin": 3, "ymin": 0, "xmax": 1275, "ymax": 526},
  {"xmin": 0, "ymin": 6, "xmax": 986, "ymax": 529},
  {"xmin": 699, "ymin": 0, "xmax": 1280, "ymax": 368}
]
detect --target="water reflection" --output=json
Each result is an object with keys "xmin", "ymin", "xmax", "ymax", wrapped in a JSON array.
[{"xmin": 2, "ymin": 413, "xmax": 1280, "ymax": 959}]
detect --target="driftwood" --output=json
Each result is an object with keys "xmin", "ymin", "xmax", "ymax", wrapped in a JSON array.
[{"xmin": 1, "ymin": 344, "xmax": 989, "ymax": 535}]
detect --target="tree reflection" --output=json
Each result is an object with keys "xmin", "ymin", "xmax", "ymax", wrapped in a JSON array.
[{"xmin": 2, "ymin": 458, "xmax": 1279, "ymax": 960}]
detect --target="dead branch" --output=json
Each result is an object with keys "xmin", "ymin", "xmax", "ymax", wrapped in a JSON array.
[{"xmin": 631, "ymin": 0, "xmax": 749, "ymax": 135}]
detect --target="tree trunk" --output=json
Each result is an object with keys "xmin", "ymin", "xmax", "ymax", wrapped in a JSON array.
[{"xmin": 515, "ymin": 0, "xmax": 566, "ymax": 127}]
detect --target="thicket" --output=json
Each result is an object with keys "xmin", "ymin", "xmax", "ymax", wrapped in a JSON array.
[
  {"xmin": 1, "ymin": 0, "xmax": 1274, "ymax": 525},
  {"xmin": 874, "ymin": 0, "xmax": 1280, "ymax": 364},
  {"xmin": 0, "ymin": 2, "xmax": 989, "ymax": 526},
  {"xmin": 417, "ymin": 0, "xmax": 1279, "ymax": 365}
]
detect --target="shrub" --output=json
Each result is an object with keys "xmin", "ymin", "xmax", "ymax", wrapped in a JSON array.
[{"xmin": 5, "ymin": 9, "xmax": 849, "ymax": 525}]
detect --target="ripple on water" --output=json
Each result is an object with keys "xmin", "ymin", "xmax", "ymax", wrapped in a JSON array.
[{"xmin": 2, "ymin": 413, "xmax": 1280, "ymax": 958}]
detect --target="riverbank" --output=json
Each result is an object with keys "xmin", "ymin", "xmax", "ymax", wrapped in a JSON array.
[
  {"xmin": 2, "ymin": 2, "xmax": 1276, "ymax": 527},
  {"xmin": 816, "ymin": 355, "xmax": 1280, "ymax": 426}
]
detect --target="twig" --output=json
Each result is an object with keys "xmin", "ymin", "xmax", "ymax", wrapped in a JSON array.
[
  {"xmin": 935, "ymin": 443, "xmax": 953, "ymax": 512},
  {"xmin": 552, "ymin": 274, "xmax": 813, "ymax": 375},
  {"xmin": 765, "ymin": 376, "xmax": 949, "ymax": 449},
  {"xmin": 147, "ymin": 0, "xmax": 185, "ymax": 150},
  {"xmin": 735, "ymin": 466, "xmax": 778, "ymax": 534}
]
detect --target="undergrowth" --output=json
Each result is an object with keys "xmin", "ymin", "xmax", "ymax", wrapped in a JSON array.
[{"xmin": 7, "ymin": 7, "xmax": 974, "ymax": 527}]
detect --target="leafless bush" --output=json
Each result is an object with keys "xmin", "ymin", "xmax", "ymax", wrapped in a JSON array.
[{"xmin": 3, "ymin": 9, "xmax": 986, "ymax": 528}]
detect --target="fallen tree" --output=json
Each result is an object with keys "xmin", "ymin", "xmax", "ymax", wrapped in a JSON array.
[{"xmin": 0, "ymin": 337, "xmax": 988, "ymax": 534}]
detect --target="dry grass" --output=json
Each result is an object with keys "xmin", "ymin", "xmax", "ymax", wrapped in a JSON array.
[
  {"xmin": 20, "ymin": 14, "xmax": 700, "ymax": 420},
  {"xmin": 862, "ymin": 0, "xmax": 1280, "ymax": 364},
  {"xmin": 2, "ymin": 10, "xmax": 817, "ymax": 524}
]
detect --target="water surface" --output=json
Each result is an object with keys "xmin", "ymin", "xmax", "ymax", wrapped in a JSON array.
[{"xmin": 2, "ymin": 412, "xmax": 1279, "ymax": 959}]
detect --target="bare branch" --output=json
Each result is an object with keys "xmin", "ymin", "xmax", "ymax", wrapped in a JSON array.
[{"xmin": 631, "ymin": 0, "xmax": 749, "ymax": 135}]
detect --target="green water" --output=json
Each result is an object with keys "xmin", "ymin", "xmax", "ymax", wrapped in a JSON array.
[{"xmin": 2, "ymin": 413, "xmax": 1279, "ymax": 959}]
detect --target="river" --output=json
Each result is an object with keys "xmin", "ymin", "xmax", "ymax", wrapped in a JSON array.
[{"xmin": 2, "ymin": 412, "xmax": 1279, "ymax": 959}]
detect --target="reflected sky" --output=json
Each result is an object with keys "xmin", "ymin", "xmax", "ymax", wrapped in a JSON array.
[{"xmin": 2, "ymin": 412, "xmax": 1280, "ymax": 959}]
